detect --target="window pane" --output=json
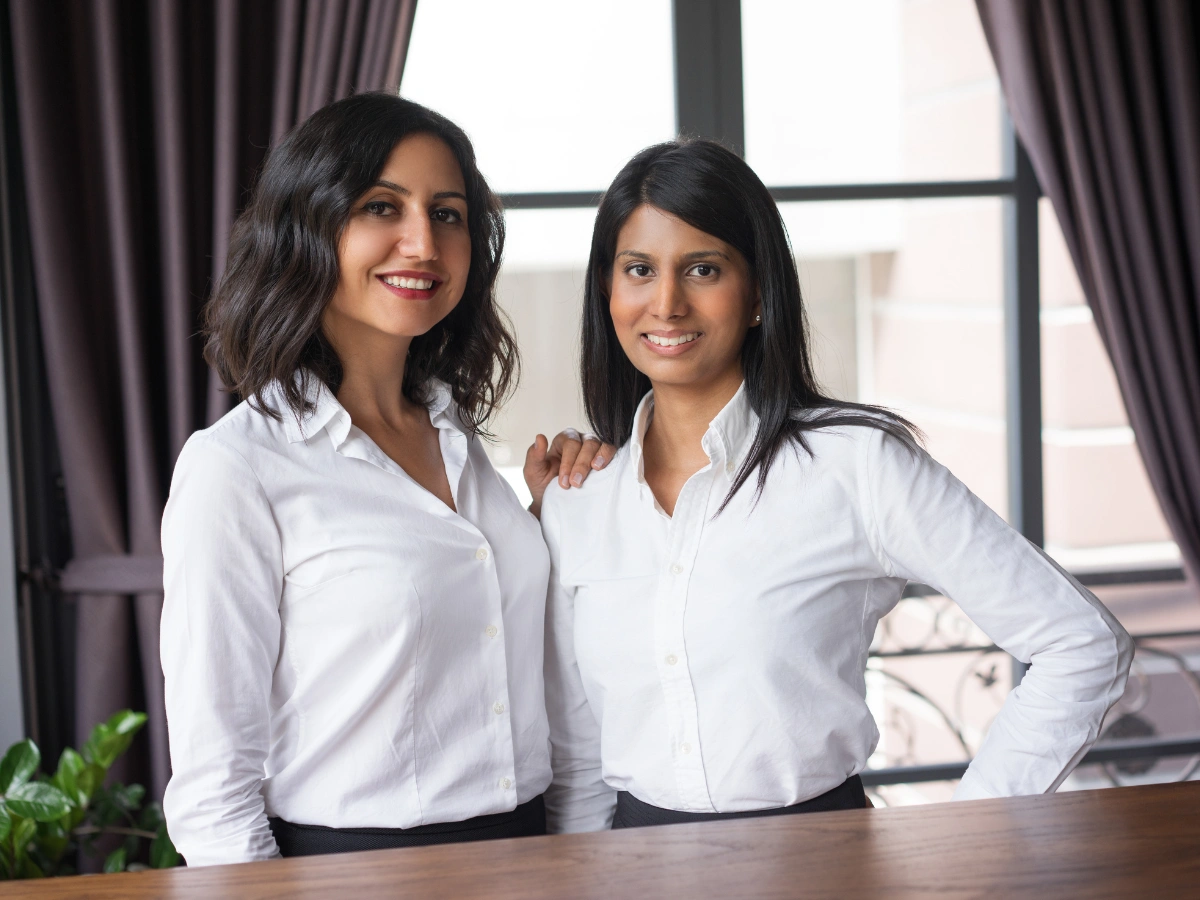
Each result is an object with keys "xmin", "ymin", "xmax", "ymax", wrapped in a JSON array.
[
  {"xmin": 742, "ymin": 0, "xmax": 1002, "ymax": 185},
  {"xmin": 403, "ymin": 1, "xmax": 675, "ymax": 193},
  {"xmin": 782, "ymin": 197, "xmax": 1008, "ymax": 516},
  {"xmin": 486, "ymin": 209, "xmax": 596, "ymax": 502},
  {"xmin": 1038, "ymin": 199, "xmax": 1181, "ymax": 571}
]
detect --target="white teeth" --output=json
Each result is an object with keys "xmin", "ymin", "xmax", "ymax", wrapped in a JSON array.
[
  {"xmin": 382, "ymin": 275, "xmax": 435, "ymax": 290},
  {"xmin": 645, "ymin": 332, "xmax": 700, "ymax": 347}
]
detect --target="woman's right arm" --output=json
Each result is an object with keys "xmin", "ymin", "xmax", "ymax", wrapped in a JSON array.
[
  {"xmin": 160, "ymin": 435, "xmax": 284, "ymax": 866},
  {"xmin": 540, "ymin": 493, "xmax": 617, "ymax": 832}
]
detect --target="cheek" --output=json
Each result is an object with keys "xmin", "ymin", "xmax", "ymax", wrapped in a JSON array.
[{"xmin": 445, "ymin": 232, "xmax": 472, "ymax": 277}]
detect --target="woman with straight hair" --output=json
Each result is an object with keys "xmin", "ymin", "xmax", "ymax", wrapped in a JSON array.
[
  {"xmin": 161, "ymin": 92, "xmax": 607, "ymax": 865},
  {"xmin": 540, "ymin": 138, "xmax": 1133, "ymax": 831}
]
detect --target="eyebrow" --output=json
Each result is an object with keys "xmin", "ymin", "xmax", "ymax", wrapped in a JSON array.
[
  {"xmin": 373, "ymin": 180, "xmax": 467, "ymax": 203},
  {"xmin": 615, "ymin": 248, "xmax": 730, "ymax": 261}
]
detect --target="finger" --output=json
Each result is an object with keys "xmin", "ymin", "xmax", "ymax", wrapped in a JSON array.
[
  {"xmin": 592, "ymin": 441, "xmax": 617, "ymax": 470},
  {"xmin": 569, "ymin": 437, "xmax": 603, "ymax": 487},
  {"xmin": 558, "ymin": 439, "xmax": 582, "ymax": 488},
  {"xmin": 550, "ymin": 428, "xmax": 581, "ymax": 457},
  {"xmin": 524, "ymin": 433, "xmax": 549, "ymax": 469}
]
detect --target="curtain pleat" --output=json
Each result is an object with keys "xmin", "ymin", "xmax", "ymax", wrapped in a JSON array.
[
  {"xmin": 7, "ymin": 0, "xmax": 419, "ymax": 808},
  {"xmin": 977, "ymin": 0, "xmax": 1200, "ymax": 581}
]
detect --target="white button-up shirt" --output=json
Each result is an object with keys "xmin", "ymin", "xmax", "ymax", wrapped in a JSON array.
[
  {"xmin": 541, "ymin": 386, "xmax": 1132, "ymax": 833},
  {"xmin": 161, "ymin": 379, "xmax": 551, "ymax": 866}
]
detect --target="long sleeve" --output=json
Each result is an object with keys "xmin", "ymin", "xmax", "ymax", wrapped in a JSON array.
[
  {"xmin": 541, "ymin": 493, "xmax": 618, "ymax": 832},
  {"xmin": 160, "ymin": 435, "xmax": 285, "ymax": 866},
  {"xmin": 860, "ymin": 429, "xmax": 1134, "ymax": 800}
]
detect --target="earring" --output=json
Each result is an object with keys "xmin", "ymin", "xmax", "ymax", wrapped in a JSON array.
[{"xmin": 754, "ymin": 314, "xmax": 761, "ymax": 323}]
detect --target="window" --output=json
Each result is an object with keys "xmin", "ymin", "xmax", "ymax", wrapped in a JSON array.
[
  {"xmin": 742, "ymin": 0, "xmax": 1003, "ymax": 185},
  {"xmin": 402, "ymin": 0, "xmax": 1193, "ymax": 799}
]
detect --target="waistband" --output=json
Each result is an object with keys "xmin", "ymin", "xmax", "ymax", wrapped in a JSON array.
[
  {"xmin": 269, "ymin": 794, "xmax": 546, "ymax": 856},
  {"xmin": 612, "ymin": 776, "xmax": 865, "ymax": 829}
]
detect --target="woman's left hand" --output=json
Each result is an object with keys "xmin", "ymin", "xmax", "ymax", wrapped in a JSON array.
[{"xmin": 524, "ymin": 429, "xmax": 615, "ymax": 518}]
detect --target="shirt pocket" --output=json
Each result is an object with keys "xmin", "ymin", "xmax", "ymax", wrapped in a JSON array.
[{"xmin": 560, "ymin": 536, "xmax": 661, "ymax": 590}]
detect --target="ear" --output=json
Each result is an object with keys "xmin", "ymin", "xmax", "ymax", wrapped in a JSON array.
[{"xmin": 750, "ymin": 287, "xmax": 763, "ymax": 327}]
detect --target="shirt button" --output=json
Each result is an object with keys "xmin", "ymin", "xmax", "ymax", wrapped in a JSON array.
[
  {"xmin": 670, "ymin": 563, "xmax": 683, "ymax": 575},
  {"xmin": 665, "ymin": 654, "xmax": 678, "ymax": 666},
  {"xmin": 476, "ymin": 547, "xmax": 489, "ymax": 561},
  {"xmin": 493, "ymin": 701, "xmax": 505, "ymax": 715},
  {"xmin": 499, "ymin": 777, "xmax": 512, "ymax": 790},
  {"xmin": 485, "ymin": 625, "xmax": 499, "ymax": 638},
  {"xmin": 680, "ymin": 743, "xmax": 692, "ymax": 755},
  {"xmin": 726, "ymin": 460, "xmax": 735, "ymax": 473}
]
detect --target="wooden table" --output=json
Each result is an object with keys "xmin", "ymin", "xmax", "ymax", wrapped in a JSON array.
[{"xmin": 4, "ymin": 782, "xmax": 1198, "ymax": 899}]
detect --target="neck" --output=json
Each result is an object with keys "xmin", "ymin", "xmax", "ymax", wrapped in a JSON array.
[
  {"xmin": 643, "ymin": 366, "xmax": 743, "ymax": 469},
  {"xmin": 324, "ymin": 319, "xmax": 415, "ymax": 427}
]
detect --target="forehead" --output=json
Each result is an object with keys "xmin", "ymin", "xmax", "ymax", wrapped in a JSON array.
[
  {"xmin": 377, "ymin": 133, "xmax": 466, "ymax": 194},
  {"xmin": 616, "ymin": 204, "xmax": 729, "ymax": 253}
]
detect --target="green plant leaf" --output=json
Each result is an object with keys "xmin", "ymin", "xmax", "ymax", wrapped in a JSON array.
[
  {"xmin": 112, "ymin": 783, "xmax": 145, "ymax": 813},
  {"xmin": 82, "ymin": 711, "xmax": 147, "ymax": 770},
  {"xmin": 76, "ymin": 763, "xmax": 105, "ymax": 802},
  {"xmin": 0, "ymin": 801, "xmax": 10, "ymax": 842},
  {"xmin": 11, "ymin": 814, "xmax": 36, "ymax": 872},
  {"xmin": 103, "ymin": 846, "xmax": 126, "ymax": 874},
  {"xmin": 0, "ymin": 739, "xmax": 40, "ymax": 794},
  {"xmin": 138, "ymin": 800, "xmax": 165, "ymax": 831},
  {"xmin": 81, "ymin": 724, "xmax": 112, "ymax": 768},
  {"xmin": 150, "ymin": 823, "xmax": 181, "ymax": 869},
  {"xmin": 106, "ymin": 710, "xmax": 147, "ymax": 737},
  {"xmin": 18, "ymin": 853, "xmax": 45, "ymax": 878},
  {"xmin": 6, "ymin": 782, "xmax": 72, "ymax": 823},
  {"xmin": 34, "ymin": 819, "xmax": 69, "ymax": 865},
  {"xmin": 51, "ymin": 748, "xmax": 86, "ymax": 807}
]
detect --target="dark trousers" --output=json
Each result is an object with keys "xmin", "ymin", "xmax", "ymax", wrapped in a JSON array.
[
  {"xmin": 268, "ymin": 794, "xmax": 546, "ymax": 857},
  {"xmin": 612, "ymin": 776, "xmax": 866, "ymax": 828}
]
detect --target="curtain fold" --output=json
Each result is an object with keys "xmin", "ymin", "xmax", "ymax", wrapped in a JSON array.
[
  {"xmin": 976, "ymin": 0, "xmax": 1200, "ymax": 582},
  {"xmin": 8, "ymin": 0, "xmax": 418, "ymax": 801}
]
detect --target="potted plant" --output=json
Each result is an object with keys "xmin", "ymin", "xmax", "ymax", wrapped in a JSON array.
[{"xmin": 0, "ymin": 709, "xmax": 181, "ymax": 878}]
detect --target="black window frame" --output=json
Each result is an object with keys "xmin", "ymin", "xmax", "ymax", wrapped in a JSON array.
[{"xmin": 502, "ymin": 0, "xmax": 1187, "ymax": 594}]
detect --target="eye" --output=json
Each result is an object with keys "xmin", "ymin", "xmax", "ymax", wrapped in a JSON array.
[
  {"xmin": 432, "ymin": 207, "xmax": 464, "ymax": 224},
  {"xmin": 688, "ymin": 263, "xmax": 718, "ymax": 277},
  {"xmin": 362, "ymin": 200, "xmax": 396, "ymax": 216},
  {"xmin": 626, "ymin": 263, "xmax": 653, "ymax": 278}
]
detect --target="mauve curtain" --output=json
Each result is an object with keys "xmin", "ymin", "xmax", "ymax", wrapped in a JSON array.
[
  {"xmin": 976, "ymin": 0, "xmax": 1200, "ymax": 582},
  {"xmin": 8, "ymin": 0, "xmax": 417, "ymax": 799}
]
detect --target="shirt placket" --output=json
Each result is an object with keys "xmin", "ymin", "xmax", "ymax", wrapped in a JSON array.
[{"xmin": 653, "ymin": 455, "xmax": 717, "ymax": 812}]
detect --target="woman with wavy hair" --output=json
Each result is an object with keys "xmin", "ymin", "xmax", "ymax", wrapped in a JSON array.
[
  {"xmin": 541, "ymin": 138, "xmax": 1133, "ymax": 831},
  {"xmin": 161, "ymin": 92, "xmax": 606, "ymax": 865}
]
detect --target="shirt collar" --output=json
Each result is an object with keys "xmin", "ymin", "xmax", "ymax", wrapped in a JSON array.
[
  {"xmin": 277, "ymin": 374, "xmax": 462, "ymax": 447},
  {"xmin": 628, "ymin": 381, "xmax": 758, "ymax": 485}
]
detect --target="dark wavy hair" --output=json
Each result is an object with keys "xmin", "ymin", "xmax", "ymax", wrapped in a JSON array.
[
  {"xmin": 582, "ymin": 139, "xmax": 921, "ymax": 509},
  {"xmin": 204, "ymin": 92, "xmax": 517, "ymax": 435}
]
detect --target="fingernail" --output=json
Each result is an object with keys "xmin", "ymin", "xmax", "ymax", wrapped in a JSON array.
[
  {"xmin": 559, "ymin": 476, "xmax": 569, "ymax": 488},
  {"xmin": 571, "ymin": 473, "xmax": 583, "ymax": 487},
  {"xmin": 593, "ymin": 456, "xmax": 607, "ymax": 469}
]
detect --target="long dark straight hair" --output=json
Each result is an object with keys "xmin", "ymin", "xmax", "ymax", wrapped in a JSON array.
[
  {"xmin": 204, "ymin": 92, "xmax": 517, "ymax": 436},
  {"xmin": 581, "ymin": 139, "xmax": 920, "ymax": 509}
]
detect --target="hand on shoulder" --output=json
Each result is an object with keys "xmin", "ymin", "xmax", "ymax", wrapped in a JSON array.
[{"xmin": 524, "ymin": 429, "xmax": 616, "ymax": 518}]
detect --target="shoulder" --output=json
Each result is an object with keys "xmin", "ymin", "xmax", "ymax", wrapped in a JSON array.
[
  {"xmin": 540, "ymin": 444, "xmax": 630, "ymax": 533},
  {"xmin": 172, "ymin": 399, "xmax": 289, "ymax": 488},
  {"xmin": 789, "ymin": 408, "xmax": 921, "ymax": 465}
]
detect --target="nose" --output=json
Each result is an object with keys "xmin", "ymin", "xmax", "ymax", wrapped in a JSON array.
[
  {"xmin": 648, "ymin": 271, "xmax": 686, "ymax": 320},
  {"xmin": 395, "ymin": 207, "xmax": 436, "ymax": 261}
]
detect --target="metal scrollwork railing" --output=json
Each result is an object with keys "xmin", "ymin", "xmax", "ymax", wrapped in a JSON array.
[{"xmin": 862, "ymin": 586, "xmax": 1200, "ymax": 804}]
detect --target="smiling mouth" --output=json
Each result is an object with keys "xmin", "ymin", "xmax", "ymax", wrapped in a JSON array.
[
  {"xmin": 381, "ymin": 275, "xmax": 436, "ymax": 290},
  {"xmin": 644, "ymin": 332, "xmax": 701, "ymax": 347},
  {"xmin": 378, "ymin": 274, "xmax": 441, "ymax": 299}
]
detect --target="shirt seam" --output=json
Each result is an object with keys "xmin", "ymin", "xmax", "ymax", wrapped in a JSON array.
[{"xmin": 860, "ymin": 429, "xmax": 897, "ymax": 578}]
